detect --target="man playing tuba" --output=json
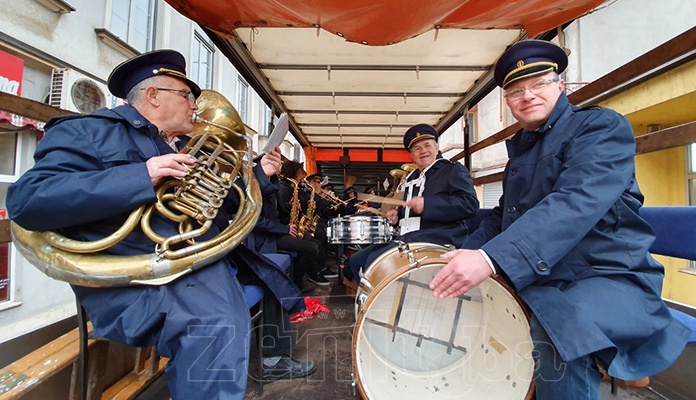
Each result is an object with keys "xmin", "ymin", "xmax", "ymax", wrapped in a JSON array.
[{"xmin": 7, "ymin": 50, "xmax": 313, "ymax": 399}]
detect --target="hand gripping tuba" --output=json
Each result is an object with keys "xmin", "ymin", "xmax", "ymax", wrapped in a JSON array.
[{"xmin": 11, "ymin": 90, "xmax": 262, "ymax": 287}]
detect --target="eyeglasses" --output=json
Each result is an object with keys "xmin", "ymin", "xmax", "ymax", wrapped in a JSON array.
[
  {"xmin": 504, "ymin": 78, "xmax": 560, "ymax": 101},
  {"xmin": 143, "ymin": 87, "xmax": 196, "ymax": 104}
]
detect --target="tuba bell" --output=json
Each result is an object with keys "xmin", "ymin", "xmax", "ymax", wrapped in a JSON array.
[{"xmin": 11, "ymin": 89, "xmax": 262, "ymax": 287}]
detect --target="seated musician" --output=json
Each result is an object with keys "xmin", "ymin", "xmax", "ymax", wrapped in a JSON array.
[
  {"xmin": 429, "ymin": 40, "xmax": 692, "ymax": 399},
  {"xmin": 277, "ymin": 161, "xmax": 334, "ymax": 286},
  {"xmin": 347, "ymin": 123, "xmax": 479, "ymax": 282},
  {"xmin": 341, "ymin": 186, "xmax": 361, "ymax": 215},
  {"xmin": 322, "ymin": 183, "xmax": 336, "ymax": 198},
  {"xmin": 304, "ymin": 173, "xmax": 339, "ymax": 279},
  {"xmin": 7, "ymin": 50, "xmax": 306, "ymax": 398},
  {"xmin": 362, "ymin": 185, "xmax": 382, "ymax": 211}
]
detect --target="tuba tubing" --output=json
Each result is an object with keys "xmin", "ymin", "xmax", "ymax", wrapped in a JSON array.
[
  {"xmin": 11, "ymin": 89, "xmax": 262, "ymax": 287},
  {"xmin": 10, "ymin": 180, "xmax": 261, "ymax": 287}
]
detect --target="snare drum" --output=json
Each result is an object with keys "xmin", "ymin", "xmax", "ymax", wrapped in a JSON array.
[
  {"xmin": 327, "ymin": 216, "xmax": 392, "ymax": 244},
  {"xmin": 353, "ymin": 242, "xmax": 534, "ymax": 400}
]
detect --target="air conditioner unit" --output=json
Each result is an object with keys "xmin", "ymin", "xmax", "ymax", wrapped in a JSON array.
[{"xmin": 48, "ymin": 68, "xmax": 125, "ymax": 113}]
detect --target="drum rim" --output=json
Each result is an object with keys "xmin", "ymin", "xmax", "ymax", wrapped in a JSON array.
[
  {"xmin": 330, "ymin": 215, "xmax": 390, "ymax": 222},
  {"xmin": 352, "ymin": 254, "xmax": 534, "ymax": 400},
  {"xmin": 359, "ymin": 242, "xmax": 451, "ymax": 289},
  {"xmin": 328, "ymin": 216, "xmax": 393, "ymax": 244}
]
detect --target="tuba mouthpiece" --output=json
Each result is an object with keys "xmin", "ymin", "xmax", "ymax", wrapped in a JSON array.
[{"xmin": 192, "ymin": 113, "xmax": 204, "ymax": 124}]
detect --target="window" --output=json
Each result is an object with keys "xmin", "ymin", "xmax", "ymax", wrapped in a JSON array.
[
  {"xmin": 111, "ymin": 0, "xmax": 155, "ymax": 53},
  {"xmin": 237, "ymin": 76, "xmax": 248, "ymax": 123},
  {"xmin": 262, "ymin": 107, "xmax": 271, "ymax": 137},
  {"xmin": 466, "ymin": 105, "xmax": 478, "ymax": 143},
  {"xmin": 192, "ymin": 26, "xmax": 214, "ymax": 89},
  {"xmin": 0, "ymin": 131, "xmax": 36, "ymax": 309},
  {"xmin": 482, "ymin": 181, "xmax": 503, "ymax": 209},
  {"xmin": 0, "ymin": 133, "xmax": 17, "ymax": 176}
]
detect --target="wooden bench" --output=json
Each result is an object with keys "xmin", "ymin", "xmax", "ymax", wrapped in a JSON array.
[{"xmin": 0, "ymin": 323, "xmax": 166, "ymax": 400}]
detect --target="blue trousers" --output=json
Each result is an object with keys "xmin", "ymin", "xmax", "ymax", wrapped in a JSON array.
[
  {"xmin": 531, "ymin": 315, "xmax": 601, "ymax": 400},
  {"xmin": 72, "ymin": 261, "xmax": 251, "ymax": 400},
  {"xmin": 348, "ymin": 242, "xmax": 399, "ymax": 284}
]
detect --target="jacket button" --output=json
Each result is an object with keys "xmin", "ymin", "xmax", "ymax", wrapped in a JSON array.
[
  {"xmin": 133, "ymin": 119, "xmax": 141, "ymax": 125},
  {"xmin": 537, "ymin": 261, "xmax": 549, "ymax": 271},
  {"xmin": 510, "ymin": 169, "xmax": 518, "ymax": 176},
  {"xmin": 507, "ymin": 206, "xmax": 516, "ymax": 213}
]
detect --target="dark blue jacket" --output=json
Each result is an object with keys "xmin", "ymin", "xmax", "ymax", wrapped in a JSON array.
[
  {"xmin": 396, "ymin": 158, "xmax": 479, "ymax": 247},
  {"xmin": 244, "ymin": 177, "xmax": 289, "ymax": 253},
  {"xmin": 7, "ymin": 105, "xmax": 302, "ymax": 312},
  {"xmin": 464, "ymin": 93, "xmax": 690, "ymax": 379}
]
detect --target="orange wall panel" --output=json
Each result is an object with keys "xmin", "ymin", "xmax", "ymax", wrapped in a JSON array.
[
  {"xmin": 315, "ymin": 148, "xmax": 345, "ymax": 161},
  {"xmin": 349, "ymin": 149, "xmax": 378, "ymax": 162},
  {"xmin": 382, "ymin": 149, "xmax": 412, "ymax": 163}
]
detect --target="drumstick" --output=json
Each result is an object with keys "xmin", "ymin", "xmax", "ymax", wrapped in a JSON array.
[
  {"xmin": 356, "ymin": 204, "xmax": 389, "ymax": 217},
  {"xmin": 357, "ymin": 193, "xmax": 406, "ymax": 206}
]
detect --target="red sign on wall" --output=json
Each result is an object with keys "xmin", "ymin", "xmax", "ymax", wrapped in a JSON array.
[{"xmin": 0, "ymin": 49, "xmax": 24, "ymax": 96}]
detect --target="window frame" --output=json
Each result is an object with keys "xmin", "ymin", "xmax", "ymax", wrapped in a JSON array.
[
  {"xmin": 237, "ymin": 75, "xmax": 249, "ymax": 123},
  {"xmin": 0, "ymin": 130, "xmax": 36, "ymax": 309},
  {"xmin": 109, "ymin": 0, "xmax": 156, "ymax": 53},
  {"xmin": 192, "ymin": 26, "xmax": 215, "ymax": 89}
]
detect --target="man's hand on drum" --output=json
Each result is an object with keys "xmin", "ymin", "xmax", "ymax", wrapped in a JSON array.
[
  {"xmin": 386, "ymin": 209, "xmax": 399, "ymax": 225},
  {"xmin": 288, "ymin": 224, "xmax": 299, "ymax": 237},
  {"xmin": 430, "ymin": 249, "xmax": 492, "ymax": 299},
  {"xmin": 260, "ymin": 147, "xmax": 283, "ymax": 177}
]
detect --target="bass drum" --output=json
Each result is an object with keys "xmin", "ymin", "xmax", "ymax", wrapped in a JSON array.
[{"xmin": 352, "ymin": 242, "xmax": 534, "ymax": 400}]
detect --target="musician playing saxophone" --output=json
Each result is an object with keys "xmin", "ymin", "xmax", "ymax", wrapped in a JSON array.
[
  {"xmin": 277, "ymin": 161, "xmax": 334, "ymax": 286},
  {"xmin": 6, "ymin": 50, "xmax": 311, "ymax": 399},
  {"xmin": 347, "ymin": 123, "xmax": 479, "ymax": 283}
]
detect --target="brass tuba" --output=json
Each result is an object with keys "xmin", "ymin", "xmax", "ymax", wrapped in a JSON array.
[{"xmin": 11, "ymin": 90, "xmax": 262, "ymax": 287}]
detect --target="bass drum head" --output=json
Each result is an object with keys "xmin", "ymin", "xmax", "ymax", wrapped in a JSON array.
[{"xmin": 353, "ymin": 261, "xmax": 534, "ymax": 400}]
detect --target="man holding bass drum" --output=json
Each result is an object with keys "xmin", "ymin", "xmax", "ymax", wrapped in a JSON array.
[{"xmin": 431, "ymin": 40, "xmax": 692, "ymax": 399}]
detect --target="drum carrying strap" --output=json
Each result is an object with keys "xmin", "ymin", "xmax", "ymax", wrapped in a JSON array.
[{"xmin": 399, "ymin": 158, "xmax": 445, "ymax": 234}]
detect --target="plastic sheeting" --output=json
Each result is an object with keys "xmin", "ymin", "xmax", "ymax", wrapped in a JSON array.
[{"xmin": 165, "ymin": 0, "xmax": 607, "ymax": 45}]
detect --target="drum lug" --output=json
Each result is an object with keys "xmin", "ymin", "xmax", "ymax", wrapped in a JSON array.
[
  {"xmin": 351, "ymin": 374, "xmax": 357, "ymax": 397},
  {"xmin": 396, "ymin": 240, "xmax": 409, "ymax": 252},
  {"xmin": 356, "ymin": 291, "xmax": 369, "ymax": 308}
]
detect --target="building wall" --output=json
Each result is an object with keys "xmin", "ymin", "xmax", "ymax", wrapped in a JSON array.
[
  {"xmin": 564, "ymin": 0, "xmax": 696, "ymax": 84},
  {"xmin": 0, "ymin": 0, "xmax": 297, "ymax": 343},
  {"xmin": 469, "ymin": 88, "xmax": 509, "ymax": 173}
]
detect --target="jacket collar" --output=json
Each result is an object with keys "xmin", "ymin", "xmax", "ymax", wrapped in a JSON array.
[{"xmin": 536, "ymin": 92, "xmax": 569, "ymax": 134}]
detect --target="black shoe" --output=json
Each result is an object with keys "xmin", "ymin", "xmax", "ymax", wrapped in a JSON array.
[
  {"xmin": 308, "ymin": 273, "xmax": 330, "ymax": 286},
  {"xmin": 262, "ymin": 355, "xmax": 317, "ymax": 382},
  {"xmin": 320, "ymin": 267, "xmax": 338, "ymax": 279}
]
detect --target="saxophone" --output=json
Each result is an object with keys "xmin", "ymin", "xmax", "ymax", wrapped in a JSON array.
[
  {"xmin": 299, "ymin": 180, "xmax": 320, "ymax": 237},
  {"xmin": 284, "ymin": 176, "xmax": 302, "ymax": 228}
]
